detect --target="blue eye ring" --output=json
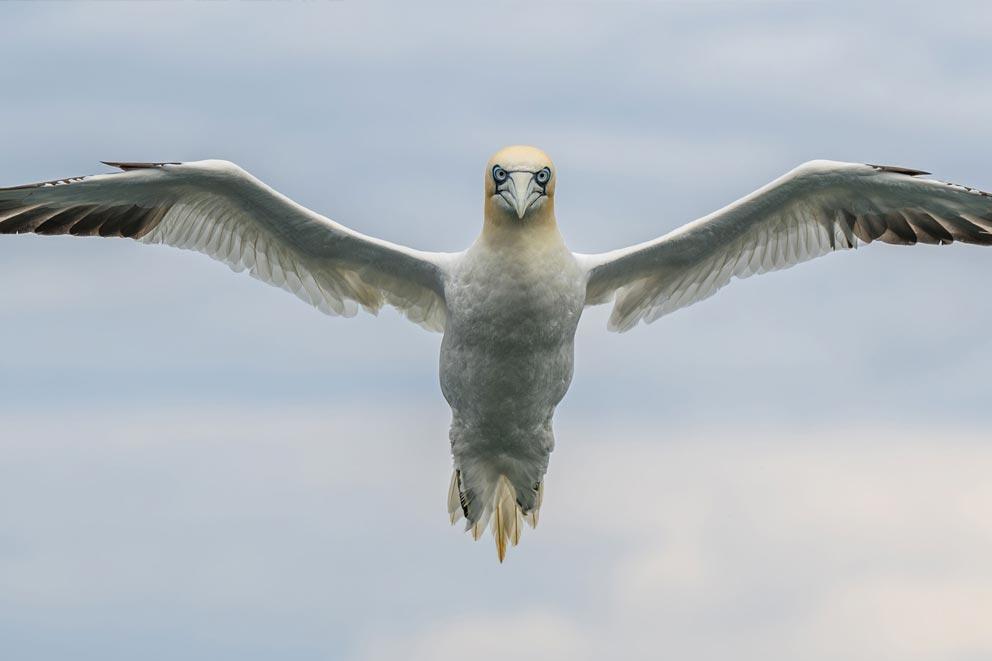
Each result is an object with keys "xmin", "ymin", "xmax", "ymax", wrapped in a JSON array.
[
  {"xmin": 492, "ymin": 165, "xmax": 508, "ymax": 183},
  {"xmin": 535, "ymin": 167, "xmax": 551, "ymax": 185}
]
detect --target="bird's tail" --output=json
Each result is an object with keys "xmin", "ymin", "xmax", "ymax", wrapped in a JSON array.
[{"xmin": 447, "ymin": 470, "xmax": 543, "ymax": 562}]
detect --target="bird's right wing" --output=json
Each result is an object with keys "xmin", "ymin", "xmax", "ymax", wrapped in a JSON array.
[
  {"xmin": 578, "ymin": 160, "xmax": 992, "ymax": 331},
  {"xmin": 0, "ymin": 160, "xmax": 450, "ymax": 331}
]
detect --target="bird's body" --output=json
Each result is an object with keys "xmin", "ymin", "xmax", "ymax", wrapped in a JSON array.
[
  {"xmin": 3, "ymin": 145, "xmax": 992, "ymax": 561},
  {"xmin": 441, "ymin": 214, "xmax": 584, "ymax": 541}
]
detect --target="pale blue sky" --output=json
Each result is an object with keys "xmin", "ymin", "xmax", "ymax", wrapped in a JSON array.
[{"xmin": 2, "ymin": 2, "xmax": 991, "ymax": 660}]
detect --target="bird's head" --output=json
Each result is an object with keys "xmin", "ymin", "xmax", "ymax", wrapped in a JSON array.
[{"xmin": 484, "ymin": 145, "xmax": 556, "ymax": 224}]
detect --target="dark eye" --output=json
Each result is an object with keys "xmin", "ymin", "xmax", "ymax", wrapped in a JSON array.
[
  {"xmin": 492, "ymin": 165, "xmax": 508, "ymax": 183},
  {"xmin": 535, "ymin": 167, "xmax": 551, "ymax": 185}
]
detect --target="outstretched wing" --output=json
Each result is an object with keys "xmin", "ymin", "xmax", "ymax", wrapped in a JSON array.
[
  {"xmin": 578, "ymin": 160, "xmax": 992, "ymax": 332},
  {"xmin": 0, "ymin": 160, "xmax": 449, "ymax": 331}
]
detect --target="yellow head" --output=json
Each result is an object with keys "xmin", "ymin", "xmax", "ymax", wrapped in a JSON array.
[{"xmin": 484, "ymin": 145, "xmax": 556, "ymax": 224}]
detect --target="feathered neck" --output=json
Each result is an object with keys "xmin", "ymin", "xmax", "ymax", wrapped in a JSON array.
[{"xmin": 480, "ymin": 198, "xmax": 562, "ymax": 249}]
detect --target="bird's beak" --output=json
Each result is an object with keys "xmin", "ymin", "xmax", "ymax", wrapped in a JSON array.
[{"xmin": 506, "ymin": 172, "xmax": 543, "ymax": 219}]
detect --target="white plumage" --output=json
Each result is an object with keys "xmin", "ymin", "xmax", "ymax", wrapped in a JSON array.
[{"xmin": 3, "ymin": 146, "xmax": 991, "ymax": 561}]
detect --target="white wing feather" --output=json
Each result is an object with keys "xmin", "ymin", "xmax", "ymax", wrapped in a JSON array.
[
  {"xmin": 0, "ymin": 160, "xmax": 449, "ymax": 331},
  {"xmin": 578, "ymin": 160, "xmax": 992, "ymax": 331}
]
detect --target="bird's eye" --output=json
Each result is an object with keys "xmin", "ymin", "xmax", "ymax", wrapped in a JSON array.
[
  {"xmin": 535, "ymin": 167, "xmax": 551, "ymax": 185},
  {"xmin": 492, "ymin": 165, "xmax": 508, "ymax": 183}
]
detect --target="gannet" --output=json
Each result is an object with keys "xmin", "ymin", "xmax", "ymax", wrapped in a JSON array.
[{"xmin": 3, "ymin": 145, "xmax": 992, "ymax": 561}]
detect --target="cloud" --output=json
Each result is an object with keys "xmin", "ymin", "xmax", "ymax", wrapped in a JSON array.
[
  {"xmin": 805, "ymin": 576, "xmax": 992, "ymax": 660},
  {"xmin": 358, "ymin": 610, "xmax": 591, "ymax": 661},
  {"xmin": 1, "ymin": 404, "xmax": 990, "ymax": 661},
  {"xmin": 2, "ymin": 2, "xmax": 992, "ymax": 659},
  {"xmin": 342, "ymin": 418, "xmax": 992, "ymax": 661}
]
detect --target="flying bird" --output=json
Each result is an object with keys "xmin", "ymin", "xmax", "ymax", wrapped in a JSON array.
[{"xmin": 3, "ymin": 145, "xmax": 992, "ymax": 561}]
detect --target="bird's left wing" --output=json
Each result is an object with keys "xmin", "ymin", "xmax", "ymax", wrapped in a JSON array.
[
  {"xmin": 0, "ymin": 160, "xmax": 450, "ymax": 331},
  {"xmin": 577, "ymin": 160, "xmax": 992, "ymax": 331}
]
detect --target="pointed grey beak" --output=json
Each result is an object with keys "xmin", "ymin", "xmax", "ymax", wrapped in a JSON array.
[{"xmin": 507, "ymin": 171, "xmax": 542, "ymax": 219}]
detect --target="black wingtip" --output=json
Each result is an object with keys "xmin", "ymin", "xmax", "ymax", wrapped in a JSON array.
[
  {"xmin": 101, "ymin": 161, "xmax": 181, "ymax": 171},
  {"xmin": 868, "ymin": 163, "xmax": 931, "ymax": 177}
]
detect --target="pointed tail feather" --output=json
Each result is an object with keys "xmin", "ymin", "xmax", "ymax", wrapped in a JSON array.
[
  {"xmin": 447, "ymin": 470, "xmax": 463, "ymax": 525},
  {"xmin": 525, "ymin": 481, "xmax": 543, "ymax": 529},
  {"xmin": 447, "ymin": 470, "xmax": 543, "ymax": 562}
]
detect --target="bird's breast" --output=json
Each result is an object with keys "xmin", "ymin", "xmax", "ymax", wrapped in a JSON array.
[
  {"xmin": 438, "ymin": 245, "xmax": 585, "ymax": 419},
  {"xmin": 443, "ymin": 246, "xmax": 584, "ymax": 349}
]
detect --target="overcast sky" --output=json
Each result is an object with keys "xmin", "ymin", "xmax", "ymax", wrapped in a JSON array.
[{"xmin": 2, "ymin": 2, "xmax": 991, "ymax": 660}]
